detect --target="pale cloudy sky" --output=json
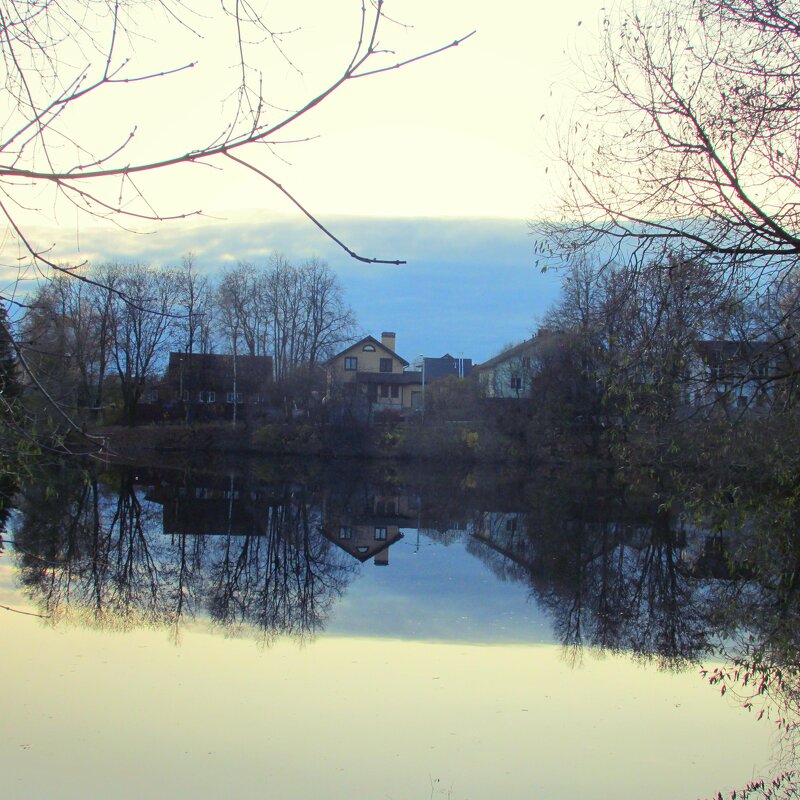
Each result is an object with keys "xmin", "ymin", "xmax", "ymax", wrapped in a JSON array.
[{"xmin": 3, "ymin": 0, "xmax": 607, "ymax": 361}]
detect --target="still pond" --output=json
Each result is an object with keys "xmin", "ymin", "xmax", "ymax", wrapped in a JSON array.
[{"xmin": 1, "ymin": 457, "xmax": 794, "ymax": 799}]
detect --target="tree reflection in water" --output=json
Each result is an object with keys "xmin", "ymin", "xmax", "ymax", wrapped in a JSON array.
[
  {"xmin": 13, "ymin": 463, "xmax": 357, "ymax": 641},
  {"xmin": 457, "ymin": 468, "xmax": 800, "ymax": 797},
  {"xmin": 465, "ymin": 479, "xmax": 710, "ymax": 668},
  {"xmin": 8, "ymin": 457, "xmax": 800, "ymax": 793}
]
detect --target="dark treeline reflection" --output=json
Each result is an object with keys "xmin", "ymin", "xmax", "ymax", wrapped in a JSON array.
[
  {"xmin": 13, "ymin": 462, "xmax": 358, "ymax": 640},
  {"xmin": 463, "ymin": 484, "xmax": 707, "ymax": 667},
  {"xmin": 11, "ymin": 456, "xmax": 800, "ymax": 796},
  {"xmin": 9, "ymin": 456, "xmax": 800, "ymax": 672}
]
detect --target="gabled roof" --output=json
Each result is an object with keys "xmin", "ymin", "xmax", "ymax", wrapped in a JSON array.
[
  {"xmin": 322, "ymin": 528, "xmax": 405, "ymax": 563},
  {"xmin": 326, "ymin": 335, "xmax": 410, "ymax": 367},
  {"xmin": 473, "ymin": 338, "xmax": 537, "ymax": 372}
]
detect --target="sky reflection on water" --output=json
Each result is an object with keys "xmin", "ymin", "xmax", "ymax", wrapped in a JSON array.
[
  {"xmin": 327, "ymin": 530, "xmax": 553, "ymax": 644},
  {"xmin": 0, "ymin": 459, "xmax": 792, "ymax": 799},
  {"xmin": 1, "ymin": 605, "xmax": 770, "ymax": 800}
]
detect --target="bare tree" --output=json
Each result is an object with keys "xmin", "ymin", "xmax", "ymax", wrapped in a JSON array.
[
  {"xmin": 298, "ymin": 257, "xmax": 357, "ymax": 367},
  {"xmin": 262, "ymin": 254, "xmax": 355, "ymax": 380},
  {"xmin": 539, "ymin": 0, "xmax": 800, "ymax": 353},
  {"xmin": 19, "ymin": 273, "xmax": 113, "ymax": 419},
  {"xmin": 0, "ymin": 2, "xmax": 472, "ymax": 278},
  {"xmin": 173, "ymin": 254, "xmax": 213, "ymax": 358},
  {"xmin": 0, "ymin": 1, "xmax": 472, "ymax": 446},
  {"xmin": 107, "ymin": 263, "xmax": 178, "ymax": 425}
]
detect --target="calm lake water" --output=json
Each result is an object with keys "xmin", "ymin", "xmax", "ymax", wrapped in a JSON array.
[{"xmin": 1, "ymin": 457, "xmax": 794, "ymax": 799}]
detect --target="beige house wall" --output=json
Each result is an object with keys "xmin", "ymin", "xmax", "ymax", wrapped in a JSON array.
[
  {"xmin": 327, "ymin": 333, "xmax": 422, "ymax": 412},
  {"xmin": 328, "ymin": 342, "xmax": 404, "ymax": 384}
]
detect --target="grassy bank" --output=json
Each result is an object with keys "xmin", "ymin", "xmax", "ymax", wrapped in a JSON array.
[{"xmin": 87, "ymin": 418, "xmax": 559, "ymax": 464}]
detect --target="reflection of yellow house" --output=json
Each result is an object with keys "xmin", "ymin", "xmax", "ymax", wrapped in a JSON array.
[
  {"xmin": 326, "ymin": 331, "xmax": 423, "ymax": 413},
  {"xmin": 327, "ymin": 523, "xmax": 404, "ymax": 566},
  {"xmin": 322, "ymin": 488, "xmax": 412, "ymax": 566}
]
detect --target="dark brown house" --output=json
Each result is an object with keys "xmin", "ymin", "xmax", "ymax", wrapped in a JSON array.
[{"xmin": 163, "ymin": 352, "xmax": 273, "ymax": 405}]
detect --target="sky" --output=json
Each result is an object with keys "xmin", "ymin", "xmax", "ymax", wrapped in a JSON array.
[{"xmin": 1, "ymin": 0, "xmax": 607, "ymax": 362}]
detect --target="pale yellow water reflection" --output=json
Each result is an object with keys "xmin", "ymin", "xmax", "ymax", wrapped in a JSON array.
[{"xmin": 2, "ymin": 597, "xmax": 771, "ymax": 800}]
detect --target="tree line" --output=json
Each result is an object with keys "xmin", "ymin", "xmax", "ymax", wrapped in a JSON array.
[
  {"xmin": 523, "ymin": 0, "xmax": 800, "ymax": 464},
  {"xmin": 538, "ymin": 254, "xmax": 798, "ymax": 422},
  {"xmin": 15, "ymin": 254, "xmax": 355, "ymax": 429}
]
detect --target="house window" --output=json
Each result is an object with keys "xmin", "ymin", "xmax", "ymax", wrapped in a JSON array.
[
  {"xmin": 339, "ymin": 526, "xmax": 352, "ymax": 540},
  {"xmin": 381, "ymin": 384, "xmax": 389, "ymax": 398},
  {"xmin": 226, "ymin": 392, "xmax": 242, "ymax": 403},
  {"xmin": 375, "ymin": 527, "xmax": 388, "ymax": 541},
  {"xmin": 506, "ymin": 517, "xmax": 518, "ymax": 533},
  {"xmin": 363, "ymin": 344, "xmax": 376, "ymax": 352},
  {"xmin": 521, "ymin": 356, "xmax": 531, "ymax": 368},
  {"xmin": 182, "ymin": 390, "xmax": 189, "ymax": 402},
  {"xmin": 379, "ymin": 358, "xmax": 393, "ymax": 373},
  {"xmin": 199, "ymin": 390, "xmax": 216, "ymax": 403},
  {"xmin": 390, "ymin": 384, "xmax": 399, "ymax": 399},
  {"xmin": 148, "ymin": 389, "xmax": 159, "ymax": 402},
  {"xmin": 510, "ymin": 376, "xmax": 522, "ymax": 391},
  {"xmin": 344, "ymin": 356, "xmax": 358, "ymax": 371}
]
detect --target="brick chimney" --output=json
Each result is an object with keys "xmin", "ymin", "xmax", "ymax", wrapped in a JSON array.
[{"xmin": 381, "ymin": 331, "xmax": 396, "ymax": 352}]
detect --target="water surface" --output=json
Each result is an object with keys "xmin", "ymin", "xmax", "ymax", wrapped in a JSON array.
[{"xmin": 1, "ymin": 458, "xmax": 792, "ymax": 799}]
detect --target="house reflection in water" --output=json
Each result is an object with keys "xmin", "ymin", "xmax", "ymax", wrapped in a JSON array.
[
  {"xmin": 141, "ymin": 470, "xmax": 413, "ymax": 568},
  {"xmin": 144, "ymin": 475, "xmax": 276, "ymax": 537},
  {"xmin": 322, "ymin": 487, "xmax": 416, "ymax": 566}
]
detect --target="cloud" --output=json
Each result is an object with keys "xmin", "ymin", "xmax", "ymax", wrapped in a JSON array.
[{"xmin": 10, "ymin": 212, "xmax": 563, "ymax": 362}]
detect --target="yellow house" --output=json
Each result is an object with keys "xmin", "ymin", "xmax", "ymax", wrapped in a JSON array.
[{"xmin": 326, "ymin": 331, "xmax": 423, "ymax": 414}]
